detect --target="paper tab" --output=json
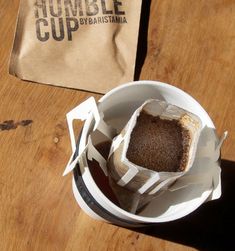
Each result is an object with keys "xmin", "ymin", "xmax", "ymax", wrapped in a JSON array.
[{"xmin": 67, "ymin": 97, "xmax": 100, "ymax": 152}]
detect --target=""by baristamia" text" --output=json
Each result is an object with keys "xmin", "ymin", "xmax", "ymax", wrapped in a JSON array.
[{"xmin": 34, "ymin": 0, "xmax": 127, "ymax": 41}]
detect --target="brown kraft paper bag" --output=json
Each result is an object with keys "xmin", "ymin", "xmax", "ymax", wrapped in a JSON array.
[{"xmin": 9, "ymin": 0, "xmax": 142, "ymax": 93}]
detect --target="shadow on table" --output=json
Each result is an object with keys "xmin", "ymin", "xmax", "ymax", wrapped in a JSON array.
[
  {"xmin": 135, "ymin": 159, "xmax": 235, "ymax": 251},
  {"xmin": 134, "ymin": 0, "xmax": 152, "ymax": 80}
]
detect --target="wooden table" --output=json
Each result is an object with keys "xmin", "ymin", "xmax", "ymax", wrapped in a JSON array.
[{"xmin": 1, "ymin": 1, "xmax": 235, "ymax": 250}]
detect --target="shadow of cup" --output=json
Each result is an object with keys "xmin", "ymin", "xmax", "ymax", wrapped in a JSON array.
[{"xmin": 135, "ymin": 159, "xmax": 235, "ymax": 251}]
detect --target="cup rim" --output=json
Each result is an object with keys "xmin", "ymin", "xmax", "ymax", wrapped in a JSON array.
[{"xmin": 99, "ymin": 80, "xmax": 214, "ymax": 128}]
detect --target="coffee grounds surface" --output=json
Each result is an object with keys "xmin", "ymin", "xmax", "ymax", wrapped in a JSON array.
[{"xmin": 126, "ymin": 112, "xmax": 190, "ymax": 172}]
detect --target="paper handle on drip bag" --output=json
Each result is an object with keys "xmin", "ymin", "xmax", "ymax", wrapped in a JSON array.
[
  {"xmin": 63, "ymin": 97, "xmax": 100, "ymax": 176},
  {"xmin": 67, "ymin": 97, "xmax": 100, "ymax": 152},
  {"xmin": 63, "ymin": 97, "xmax": 116, "ymax": 176}
]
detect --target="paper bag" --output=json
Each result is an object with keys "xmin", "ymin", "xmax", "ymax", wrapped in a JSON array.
[{"xmin": 9, "ymin": 0, "xmax": 142, "ymax": 93}]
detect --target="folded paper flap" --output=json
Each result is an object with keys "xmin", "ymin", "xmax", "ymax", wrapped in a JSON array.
[
  {"xmin": 66, "ymin": 97, "xmax": 99, "ymax": 152},
  {"xmin": 196, "ymin": 129, "xmax": 228, "ymax": 162},
  {"xmin": 87, "ymin": 136, "xmax": 108, "ymax": 176},
  {"xmin": 216, "ymin": 131, "xmax": 228, "ymax": 149},
  {"xmin": 108, "ymin": 134, "xmax": 124, "ymax": 159},
  {"xmin": 117, "ymin": 168, "xmax": 139, "ymax": 186},
  {"xmin": 63, "ymin": 153, "xmax": 79, "ymax": 176},
  {"xmin": 63, "ymin": 97, "xmax": 116, "ymax": 176},
  {"xmin": 142, "ymin": 99, "xmax": 167, "ymax": 116},
  {"xmin": 66, "ymin": 97, "xmax": 99, "ymax": 123},
  {"xmin": 63, "ymin": 145, "xmax": 88, "ymax": 176},
  {"xmin": 168, "ymin": 171, "xmax": 212, "ymax": 192},
  {"xmin": 212, "ymin": 131, "xmax": 228, "ymax": 162},
  {"xmin": 149, "ymin": 177, "xmax": 177, "ymax": 195},
  {"xmin": 143, "ymin": 100, "xmax": 202, "ymax": 125},
  {"xmin": 209, "ymin": 164, "xmax": 222, "ymax": 201},
  {"xmin": 96, "ymin": 112, "xmax": 117, "ymax": 140},
  {"xmin": 137, "ymin": 173, "xmax": 160, "ymax": 194},
  {"xmin": 168, "ymin": 129, "xmax": 227, "ymax": 197}
]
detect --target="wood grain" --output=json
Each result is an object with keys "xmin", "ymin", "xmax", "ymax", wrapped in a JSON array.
[
  {"xmin": 0, "ymin": 0, "xmax": 234, "ymax": 250},
  {"xmin": 140, "ymin": 0, "xmax": 235, "ymax": 161}
]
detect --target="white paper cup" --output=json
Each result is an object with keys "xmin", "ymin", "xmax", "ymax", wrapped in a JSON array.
[{"xmin": 72, "ymin": 80, "xmax": 216, "ymax": 226}]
